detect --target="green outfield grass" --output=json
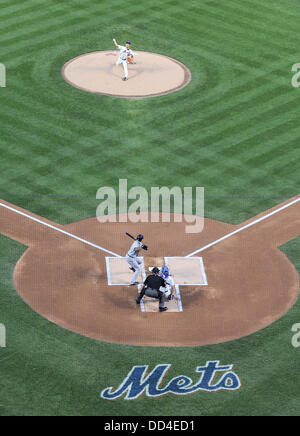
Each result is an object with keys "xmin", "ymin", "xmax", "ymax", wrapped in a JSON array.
[{"xmin": 0, "ymin": 0, "xmax": 300, "ymax": 416}]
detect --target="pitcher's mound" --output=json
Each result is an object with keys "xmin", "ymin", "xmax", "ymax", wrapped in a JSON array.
[{"xmin": 62, "ymin": 51, "xmax": 192, "ymax": 98}]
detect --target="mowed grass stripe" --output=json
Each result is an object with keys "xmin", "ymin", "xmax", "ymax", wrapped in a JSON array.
[
  {"xmin": 0, "ymin": 0, "xmax": 131, "ymax": 41},
  {"xmin": 1, "ymin": 77, "xmax": 115, "ymax": 132},
  {"xmin": 0, "ymin": 0, "xmax": 112, "ymax": 28},
  {"xmin": 0, "ymin": 96, "xmax": 141, "ymax": 172},
  {"xmin": 0, "ymin": 106, "xmax": 77, "ymax": 150},
  {"xmin": 143, "ymin": 27, "xmax": 293, "ymax": 118},
  {"xmin": 0, "ymin": 2, "xmax": 159, "ymax": 44},
  {"xmin": 182, "ymin": 4, "xmax": 290, "ymax": 51},
  {"xmin": 0, "ymin": 0, "xmax": 47, "ymax": 19},
  {"xmin": 201, "ymin": 91, "xmax": 300, "ymax": 147},
  {"xmin": 184, "ymin": 2, "xmax": 294, "ymax": 52},
  {"xmin": 0, "ymin": 94, "xmax": 87, "ymax": 140},
  {"xmin": 215, "ymin": 0, "xmax": 300, "ymax": 36},
  {"xmin": 210, "ymin": 358, "xmax": 297, "ymax": 415},
  {"xmin": 141, "ymin": 5, "xmax": 281, "ymax": 66},
  {"xmin": 153, "ymin": 62, "xmax": 284, "ymax": 120},
  {"xmin": 219, "ymin": 0, "xmax": 299, "ymax": 40},
  {"xmin": 140, "ymin": 75, "xmax": 294, "ymax": 144},
  {"xmin": 208, "ymin": 125, "xmax": 300, "ymax": 181},
  {"xmin": 0, "ymin": 83, "xmax": 143, "ymax": 149},
  {"xmin": 191, "ymin": 0, "xmax": 300, "ymax": 57},
  {"xmin": 0, "ymin": 3, "xmax": 71, "ymax": 35},
  {"xmin": 171, "ymin": 85, "xmax": 299, "ymax": 145},
  {"xmin": 237, "ymin": 0, "xmax": 300, "ymax": 21},
  {"xmin": 122, "ymin": 44, "xmax": 291, "ymax": 130},
  {"xmin": 0, "ymin": 1, "xmax": 258, "ymax": 69},
  {"xmin": 0, "ymin": 0, "xmax": 152, "ymax": 53},
  {"xmin": 0, "ymin": 104, "xmax": 139, "ymax": 167},
  {"xmin": 196, "ymin": 110, "xmax": 300, "ymax": 163},
  {"xmin": 209, "ymin": 6, "xmax": 296, "ymax": 51},
  {"xmin": 240, "ymin": 132, "xmax": 300, "ymax": 167},
  {"xmin": 165, "ymin": 114, "xmax": 300, "ymax": 181},
  {"xmin": 168, "ymin": 8, "xmax": 295, "ymax": 65},
  {"xmin": 145, "ymin": 14, "xmax": 292, "ymax": 83},
  {"xmin": 211, "ymin": 139, "xmax": 300, "ymax": 185}
]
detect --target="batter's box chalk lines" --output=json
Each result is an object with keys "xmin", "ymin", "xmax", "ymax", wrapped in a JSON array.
[
  {"xmin": 165, "ymin": 257, "xmax": 208, "ymax": 286},
  {"xmin": 164, "ymin": 257, "xmax": 184, "ymax": 312},
  {"xmin": 105, "ymin": 256, "xmax": 147, "ymax": 312},
  {"xmin": 139, "ymin": 258, "xmax": 147, "ymax": 313},
  {"xmin": 0, "ymin": 202, "xmax": 122, "ymax": 258},
  {"xmin": 185, "ymin": 197, "xmax": 300, "ymax": 258}
]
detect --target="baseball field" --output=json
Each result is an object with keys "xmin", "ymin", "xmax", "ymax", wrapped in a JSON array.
[{"xmin": 0, "ymin": 0, "xmax": 300, "ymax": 417}]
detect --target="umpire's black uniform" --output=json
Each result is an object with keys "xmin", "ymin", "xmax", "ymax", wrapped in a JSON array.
[{"xmin": 136, "ymin": 268, "xmax": 168, "ymax": 312}]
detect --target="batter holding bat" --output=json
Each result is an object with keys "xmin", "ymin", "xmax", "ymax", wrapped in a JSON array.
[{"xmin": 125, "ymin": 233, "xmax": 148, "ymax": 285}]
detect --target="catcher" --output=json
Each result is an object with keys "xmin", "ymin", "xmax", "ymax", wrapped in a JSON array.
[
  {"xmin": 159, "ymin": 266, "xmax": 175, "ymax": 301},
  {"xmin": 113, "ymin": 38, "xmax": 135, "ymax": 81}
]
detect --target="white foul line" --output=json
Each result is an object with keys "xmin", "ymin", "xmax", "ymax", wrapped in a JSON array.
[
  {"xmin": 105, "ymin": 257, "xmax": 113, "ymax": 285},
  {"xmin": 185, "ymin": 197, "xmax": 300, "ymax": 258},
  {"xmin": 0, "ymin": 202, "xmax": 122, "ymax": 258}
]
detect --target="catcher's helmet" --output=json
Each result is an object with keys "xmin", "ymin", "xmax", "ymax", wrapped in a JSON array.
[
  {"xmin": 152, "ymin": 267, "xmax": 160, "ymax": 274},
  {"xmin": 161, "ymin": 266, "xmax": 170, "ymax": 277},
  {"xmin": 136, "ymin": 234, "xmax": 144, "ymax": 241}
]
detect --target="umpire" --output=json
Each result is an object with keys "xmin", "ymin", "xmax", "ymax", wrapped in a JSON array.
[{"xmin": 136, "ymin": 267, "xmax": 168, "ymax": 312}]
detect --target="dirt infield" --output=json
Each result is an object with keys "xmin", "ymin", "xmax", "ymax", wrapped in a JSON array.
[
  {"xmin": 62, "ymin": 51, "xmax": 192, "ymax": 98},
  {"xmin": 0, "ymin": 198, "xmax": 299, "ymax": 346}
]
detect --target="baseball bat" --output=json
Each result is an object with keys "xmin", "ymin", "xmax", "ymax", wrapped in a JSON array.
[{"xmin": 125, "ymin": 232, "xmax": 136, "ymax": 240}]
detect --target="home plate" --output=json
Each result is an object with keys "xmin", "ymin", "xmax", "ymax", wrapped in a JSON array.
[{"xmin": 105, "ymin": 256, "xmax": 208, "ymax": 313}]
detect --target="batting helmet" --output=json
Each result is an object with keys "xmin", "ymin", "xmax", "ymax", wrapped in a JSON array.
[{"xmin": 136, "ymin": 234, "xmax": 144, "ymax": 241}]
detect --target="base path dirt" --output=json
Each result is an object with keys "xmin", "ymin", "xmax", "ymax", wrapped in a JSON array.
[
  {"xmin": 0, "ymin": 197, "xmax": 299, "ymax": 347},
  {"xmin": 62, "ymin": 51, "xmax": 192, "ymax": 98}
]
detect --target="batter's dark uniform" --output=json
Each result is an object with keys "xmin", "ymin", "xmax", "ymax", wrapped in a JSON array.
[{"xmin": 136, "ymin": 273, "xmax": 167, "ymax": 310}]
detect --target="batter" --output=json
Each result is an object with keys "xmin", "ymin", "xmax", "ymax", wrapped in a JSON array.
[
  {"xmin": 113, "ymin": 38, "xmax": 135, "ymax": 81},
  {"xmin": 126, "ymin": 234, "xmax": 145, "ymax": 285}
]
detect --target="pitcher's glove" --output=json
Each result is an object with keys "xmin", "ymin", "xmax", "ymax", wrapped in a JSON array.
[
  {"xmin": 142, "ymin": 244, "xmax": 148, "ymax": 251},
  {"xmin": 127, "ymin": 56, "xmax": 134, "ymax": 64}
]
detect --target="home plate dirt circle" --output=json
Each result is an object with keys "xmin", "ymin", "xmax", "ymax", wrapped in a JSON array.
[
  {"xmin": 62, "ymin": 51, "xmax": 192, "ymax": 98},
  {"xmin": 13, "ymin": 213, "xmax": 299, "ymax": 347}
]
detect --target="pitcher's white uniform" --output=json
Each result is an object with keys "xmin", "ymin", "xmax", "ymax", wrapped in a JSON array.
[
  {"xmin": 126, "ymin": 240, "xmax": 143, "ymax": 284},
  {"xmin": 116, "ymin": 45, "xmax": 134, "ymax": 79}
]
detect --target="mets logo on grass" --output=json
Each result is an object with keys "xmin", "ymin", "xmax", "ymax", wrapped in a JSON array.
[{"xmin": 100, "ymin": 361, "xmax": 241, "ymax": 400}]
